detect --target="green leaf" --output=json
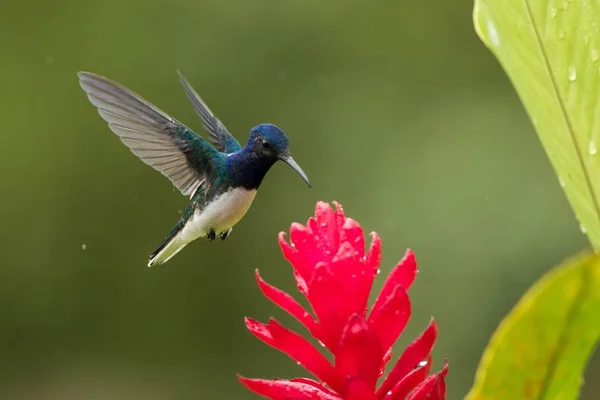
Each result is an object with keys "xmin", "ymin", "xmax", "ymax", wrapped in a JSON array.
[
  {"xmin": 466, "ymin": 251, "xmax": 600, "ymax": 400},
  {"xmin": 473, "ymin": 0, "xmax": 600, "ymax": 248}
]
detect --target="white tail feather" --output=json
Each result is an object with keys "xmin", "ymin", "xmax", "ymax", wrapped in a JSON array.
[{"xmin": 148, "ymin": 235, "xmax": 188, "ymax": 267}]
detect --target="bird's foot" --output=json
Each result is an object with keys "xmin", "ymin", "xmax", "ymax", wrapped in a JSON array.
[
  {"xmin": 207, "ymin": 229, "xmax": 216, "ymax": 241},
  {"xmin": 218, "ymin": 228, "xmax": 232, "ymax": 241}
]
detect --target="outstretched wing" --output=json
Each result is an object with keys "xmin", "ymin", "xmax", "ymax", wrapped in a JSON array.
[
  {"xmin": 78, "ymin": 72, "xmax": 221, "ymax": 196},
  {"xmin": 177, "ymin": 70, "xmax": 242, "ymax": 154}
]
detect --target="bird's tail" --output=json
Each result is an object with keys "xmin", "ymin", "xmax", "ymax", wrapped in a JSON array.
[{"xmin": 148, "ymin": 220, "xmax": 187, "ymax": 267}]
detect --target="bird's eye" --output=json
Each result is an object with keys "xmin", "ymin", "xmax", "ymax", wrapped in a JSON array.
[{"xmin": 262, "ymin": 139, "xmax": 270, "ymax": 148}]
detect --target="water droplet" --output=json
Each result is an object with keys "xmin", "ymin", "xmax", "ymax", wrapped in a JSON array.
[
  {"xmin": 419, "ymin": 360, "xmax": 428, "ymax": 367},
  {"xmin": 558, "ymin": 177, "xmax": 566, "ymax": 188},
  {"xmin": 296, "ymin": 361, "xmax": 302, "ymax": 366},
  {"xmin": 387, "ymin": 391, "xmax": 393, "ymax": 396},
  {"xmin": 376, "ymin": 268, "xmax": 381, "ymax": 275},
  {"xmin": 580, "ymin": 223, "xmax": 587, "ymax": 234},
  {"xmin": 318, "ymin": 340, "xmax": 326, "ymax": 347},
  {"xmin": 550, "ymin": 6, "xmax": 557, "ymax": 18},
  {"xmin": 568, "ymin": 66, "xmax": 577, "ymax": 81},
  {"xmin": 487, "ymin": 19, "xmax": 500, "ymax": 46},
  {"xmin": 81, "ymin": 244, "xmax": 87, "ymax": 250},
  {"xmin": 589, "ymin": 140, "xmax": 598, "ymax": 155}
]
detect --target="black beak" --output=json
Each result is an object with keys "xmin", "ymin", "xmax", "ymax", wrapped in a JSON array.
[{"xmin": 279, "ymin": 154, "xmax": 311, "ymax": 187}]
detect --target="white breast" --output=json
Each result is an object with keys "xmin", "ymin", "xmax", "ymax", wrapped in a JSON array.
[{"xmin": 180, "ymin": 187, "xmax": 258, "ymax": 242}]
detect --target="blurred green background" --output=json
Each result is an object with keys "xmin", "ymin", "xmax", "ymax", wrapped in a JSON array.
[{"xmin": 0, "ymin": 0, "xmax": 597, "ymax": 398}]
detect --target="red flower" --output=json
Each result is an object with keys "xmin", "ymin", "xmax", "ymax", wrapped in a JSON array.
[{"xmin": 239, "ymin": 201, "xmax": 448, "ymax": 400}]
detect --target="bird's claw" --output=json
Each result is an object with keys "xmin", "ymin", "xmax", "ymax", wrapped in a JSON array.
[
  {"xmin": 207, "ymin": 229, "xmax": 216, "ymax": 241},
  {"xmin": 218, "ymin": 229, "xmax": 232, "ymax": 241}
]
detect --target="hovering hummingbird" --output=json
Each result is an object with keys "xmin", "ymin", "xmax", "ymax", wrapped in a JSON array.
[{"xmin": 78, "ymin": 71, "xmax": 311, "ymax": 267}]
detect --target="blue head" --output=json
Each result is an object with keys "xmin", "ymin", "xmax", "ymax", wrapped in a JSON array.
[{"xmin": 246, "ymin": 123, "xmax": 311, "ymax": 187}]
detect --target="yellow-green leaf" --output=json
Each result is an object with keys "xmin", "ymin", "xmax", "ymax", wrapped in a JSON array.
[
  {"xmin": 473, "ymin": 0, "xmax": 600, "ymax": 248},
  {"xmin": 466, "ymin": 251, "xmax": 600, "ymax": 400}
]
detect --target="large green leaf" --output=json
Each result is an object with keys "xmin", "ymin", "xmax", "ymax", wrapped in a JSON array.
[
  {"xmin": 466, "ymin": 251, "xmax": 600, "ymax": 400},
  {"xmin": 473, "ymin": 0, "xmax": 600, "ymax": 248}
]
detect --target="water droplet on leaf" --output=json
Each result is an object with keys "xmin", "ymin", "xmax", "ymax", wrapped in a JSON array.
[
  {"xmin": 589, "ymin": 140, "xmax": 598, "ymax": 155},
  {"xmin": 81, "ymin": 244, "xmax": 87, "ymax": 250},
  {"xmin": 568, "ymin": 65, "xmax": 577, "ymax": 81},
  {"xmin": 487, "ymin": 19, "xmax": 500, "ymax": 46}
]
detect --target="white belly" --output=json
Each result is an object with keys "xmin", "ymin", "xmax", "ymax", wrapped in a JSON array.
[{"xmin": 180, "ymin": 187, "xmax": 257, "ymax": 241}]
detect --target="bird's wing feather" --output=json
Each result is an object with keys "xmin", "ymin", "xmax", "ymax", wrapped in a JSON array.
[
  {"xmin": 177, "ymin": 70, "xmax": 242, "ymax": 154},
  {"xmin": 78, "ymin": 71, "xmax": 221, "ymax": 196}
]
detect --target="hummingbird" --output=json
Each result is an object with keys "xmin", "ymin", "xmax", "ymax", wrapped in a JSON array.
[{"xmin": 78, "ymin": 71, "xmax": 311, "ymax": 267}]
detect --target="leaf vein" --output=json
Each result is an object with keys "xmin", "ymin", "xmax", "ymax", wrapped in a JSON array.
[{"xmin": 522, "ymin": 0, "xmax": 600, "ymax": 232}]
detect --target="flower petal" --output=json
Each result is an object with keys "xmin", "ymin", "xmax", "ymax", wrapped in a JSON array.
[
  {"xmin": 239, "ymin": 377, "xmax": 341, "ymax": 400},
  {"xmin": 314, "ymin": 201, "xmax": 341, "ymax": 252},
  {"xmin": 377, "ymin": 319, "xmax": 438, "ymax": 398},
  {"xmin": 365, "ymin": 232, "xmax": 382, "ymax": 274},
  {"xmin": 255, "ymin": 269, "xmax": 319, "ymax": 337},
  {"xmin": 289, "ymin": 223, "xmax": 322, "ymax": 277},
  {"xmin": 335, "ymin": 219, "xmax": 373, "ymax": 317},
  {"xmin": 290, "ymin": 378, "xmax": 340, "ymax": 397},
  {"xmin": 279, "ymin": 232, "xmax": 310, "ymax": 296},
  {"xmin": 367, "ymin": 284, "xmax": 411, "ymax": 353},
  {"xmin": 379, "ymin": 347, "xmax": 393, "ymax": 378},
  {"xmin": 383, "ymin": 356, "xmax": 432, "ymax": 400},
  {"xmin": 340, "ymin": 218, "xmax": 365, "ymax": 259},
  {"xmin": 332, "ymin": 201, "xmax": 346, "ymax": 237},
  {"xmin": 306, "ymin": 262, "xmax": 349, "ymax": 351},
  {"xmin": 405, "ymin": 361, "xmax": 448, "ymax": 400},
  {"xmin": 244, "ymin": 317, "xmax": 339, "ymax": 389},
  {"xmin": 370, "ymin": 250, "xmax": 417, "ymax": 318},
  {"xmin": 335, "ymin": 314, "xmax": 383, "ymax": 397}
]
